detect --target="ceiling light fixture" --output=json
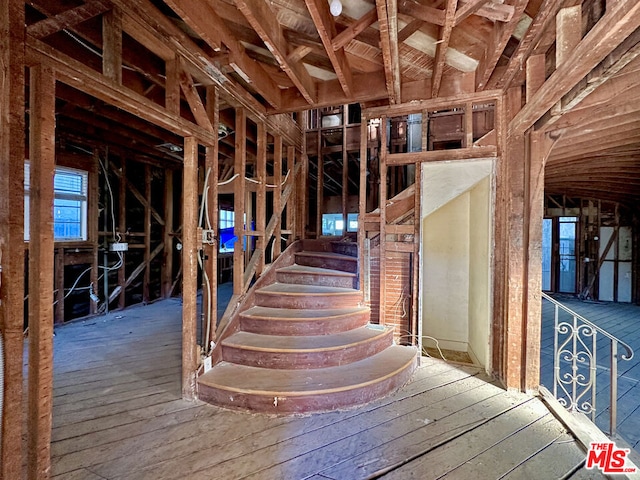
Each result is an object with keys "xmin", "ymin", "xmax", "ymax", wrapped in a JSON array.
[{"xmin": 329, "ymin": 0, "xmax": 342, "ymax": 17}]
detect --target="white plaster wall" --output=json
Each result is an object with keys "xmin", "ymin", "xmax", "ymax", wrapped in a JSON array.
[
  {"xmin": 422, "ymin": 192, "xmax": 470, "ymax": 351},
  {"xmin": 468, "ymin": 177, "xmax": 491, "ymax": 367},
  {"xmin": 421, "ymin": 159, "xmax": 493, "ymax": 364}
]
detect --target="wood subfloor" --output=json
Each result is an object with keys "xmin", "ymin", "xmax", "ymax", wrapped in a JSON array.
[{"xmin": 47, "ymin": 298, "xmax": 601, "ymax": 479}]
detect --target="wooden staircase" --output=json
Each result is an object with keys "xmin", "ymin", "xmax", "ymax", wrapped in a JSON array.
[{"xmin": 198, "ymin": 241, "xmax": 418, "ymax": 414}]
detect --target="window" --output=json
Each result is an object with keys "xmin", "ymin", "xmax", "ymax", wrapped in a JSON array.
[
  {"xmin": 322, "ymin": 213, "xmax": 358, "ymax": 236},
  {"xmin": 24, "ymin": 163, "xmax": 88, "ymax": 242},
  {"xmin": 219, "ymin": 209, "xmax": 236, "ymax": 252}
]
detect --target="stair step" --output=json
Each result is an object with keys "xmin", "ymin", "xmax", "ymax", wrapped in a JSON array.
[
  {"xmin": 198, "ymin": 345, "xmax": 417, "ymax": 414},
  {"xmin": 255, "ymin": 283, "xmax": 362, "ymax": 309},
  {"xmin": 222, "ymin": 325, "xmax": 393, "ymax": 369},
  {"xmin": 294, "ymin": 251, "xmax": 357, "ymax": 273},
  {"xmin": 239, "ymin": 306, "xmax": 370, "ymax": 335},
  {"xmin": 277, "ymin": 264, "xmax": 356, "ymax": 288}
]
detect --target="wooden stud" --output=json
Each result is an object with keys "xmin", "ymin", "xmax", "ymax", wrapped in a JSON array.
[
  {"xmin": 27, "ymin": 62, "xmax": 56, "ymax": 480},
  {"xmin": 181, "ymin": 136, "xmax": 199, "ymax": 400},
  {"xmin": 143, "ymin": 164, "xmax": 151, "ymax": 304},
  {"xmin": 118, "ymin": 158, "xmax": 127, "ymax": 309},
  {"xmin": 379, "ymin": 116, "xmax": 388, "ymax": 325},
  {"xmin": 102, "ymin": 8, "xmax": 123, "ymax": 84},
  {"xmin": 55, "ymin": 248, "xmax": 65, "ymax": 324},
  {"xmin": 204, "ymin": 86, "xmax": 219, "ymax": 345},
  {"xmin": 464, "ymin": 102, "xmax": 474, "ymax": 147},
  {"xmin": 287, "ymin": 145, "xmax": 296, "ymax": 246},
  {"xmin": 234, "ymin": 109, "xmax": 247, "ymax": 295},
  {"xmin": 273, "ymin": 135, "xmax": 283, "ymax": 260},
  {"xmin": 316, "ymin": 128, "xmax": 323, "ymax": 237},
  {"xmin": 0, "ymin": 2, "xmax": 26, "ymax": 468},
  {"xmin": 358, "ymin": 113, "xmax": 368, "ymax": 292},
  {"xmin": 165, "ymin": 55, "xmax": 181, "ymax": 115},
  {"xmin": 90, "ymin": 152, "xmax": 100, "ymax": 315},
  {"xmin": 525, "ymin": 54, "xmax": 546, "ymax": 103},
  {"xmin": 552, "ymin": 5, "xmax": 582, "ymax": 116},
  {"xmin": 162, "ymin": 169, "xmax": 174, "ymax": 298},
  {"xmin": 256, "ymin": 121, "xmax": 267, "ymax": 276},
  {"xmin": 342, "ymin": 107, "xmax": 349, "ymax": 235}
]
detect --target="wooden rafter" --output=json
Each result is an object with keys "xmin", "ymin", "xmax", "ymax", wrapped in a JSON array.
[
  {"xmin": 305, "ymin": 0, "xmax": 353, "ymax": 97},
  {"xmin": 26, "ymin": 0, "xmax": 112, "ymax": 39},
  {"xmin": 376, "ymin": 0, "xmax": 401, "ymax": 104},
  {"xmin": 398, "ymin": 0, "xmax": 445, "ymax": 26},
  {"xmin": 235, "ymin": 0, "xmax": 316, "ymax": 105},
  {"xmin": 486, "ymin": 0, "xmax": 564, "ymax": 90},
  {"xmin": 454, "ymin": 0, "xmax": 488, "ymax": 25},
  {"xmin": 431, "ymin": 0, "xmax": 458, "ymax": 98},
  {"xmin": 475, "ymin": 0, "xmax": 529, "ymax": 90},
  {"xmin": 333, "ymin": 8, "xmax": 378, "ymax": 51},
  {"xmin": 398, "ymin": 19, "xmax": 424, "ymax": 43},
  {"xmin": 163, "ymin": 0, "xmax": 282, "ymax": 109},
  {"xmin": 510, "ymin": 0, "xmax": 640, "ymax": 134},
  {"xmin": 178, "ymin": 59, "xmax": 214, "ymax": 134}
]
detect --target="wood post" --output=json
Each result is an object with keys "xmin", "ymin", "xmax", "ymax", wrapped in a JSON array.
[
  {"xmin": 358, "ymin": 113, "xmax": 368, "ymax": 292},
  {"xmin": 181, "ymin": 136, "xmax": 199, "ymax": 400},
  {"xmin": 0, "ymin": 0, "xmax": 26, "ymax": 475},
  {"xmin": 102, "ymin": 7, "xmax": 123, "ymax": 84},
  {"xmin": 273, "ymin": 135, "xmax": 283, "ymax": 260},
  {"xmin": 256, "ymin": 122, "xmax": 267, "ymax": 275},
  {"xmin": 287, "ymin": 145, "xmax": 296, "ymax": 245},
  {"xmin": 233, "ymin": 109, "xmax": 246, "ymax": 295},
  {"xmin": 27, "ymin": 62, "xmax": 56, "ymax": 480},
  {"xmin": 162, "ymin": 169, "xmax": 174, "ymax": 298},
  {"xmin": 118, "ymin": 158, "xmax": 127, "ymax": 309},
  {"xmin": 379, "ymin": 116, "xmax": 388, "ymax": 325},
  {"xmin": 203, "ymin": 86, "xmax": 219, "ymax": 347}
]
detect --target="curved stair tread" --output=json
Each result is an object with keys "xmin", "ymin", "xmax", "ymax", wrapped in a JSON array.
[
  {"xmin": 258, "ymin": 283, "xmax": 359, "ymax": 295},
  {"xmin": 222, "ymin": 325, "xmax": 391, "ymax": 352},
  {"xmin": 241, "ymin": 306, "xmax": 369, "ymax": 320},
  {"xmin": 278, "ymin": 264, "xmax": 356, "ymax": 277},
  {"xmin": 199, "ymin": 346, "xmax": 417, "ymax": 396},
  {"xmin": 295, "ymin": 251, "xmax": 357, "ymax": 262}
]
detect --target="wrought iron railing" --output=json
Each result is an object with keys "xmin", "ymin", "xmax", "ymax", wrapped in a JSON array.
[{"xmin": 542, "ymin": 292, "xmax": 634, "ymax": 436}]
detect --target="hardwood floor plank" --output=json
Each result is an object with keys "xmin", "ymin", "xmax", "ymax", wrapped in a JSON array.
[{"xmin": 374, "ymin": 399, "xmax": 551, "ymax": 478}]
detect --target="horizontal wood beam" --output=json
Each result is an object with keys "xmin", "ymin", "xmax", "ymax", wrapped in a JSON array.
[
  {"xmin": 27, "ymin": 0, "xmax": 112, "ymax": 39},
  {"xmin": 365, "ymin": 90, "xmax": 502, "ymax": 117},
  {"xmin": 332, "ymin": 8, "xmax": 378, "ymax": 51},
  {"xmin": 510, "ymin": 0, "xmax": 640, "ymax": 135},
  {"xmin": 27, "ymin": 37, "xmax": 219, "ymax": 145},
  {"xmin": 388, "ymin": 145, "xmax": 497, "ymax": 165}
]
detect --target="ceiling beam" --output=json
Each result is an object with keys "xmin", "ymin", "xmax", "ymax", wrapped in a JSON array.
[
  {"xmin": 376, "ymin": 0, "xmax": 401, "ymax": 104},
  {"xmin": 332, "ymin": 8, "xmax": 378, "ymax": 51},
  {"xmin": 454, "ymin": 0, "xmax": 488, "ymax": 26},
  {"xmin": 26, "ymin": 0, "xmax": 112, "ymax": 39},
  {"xmin": 510, "ymin": 0, "xmax": 640, "ymax": 135},
  {"xmin": 163, "ymin": 0, "xmax": 282, "ymax": 109},
  {"xmin": 398, "ymin": 0, "xmax": 445, "ymax": 26},
  {"xmin": 486, "ymin": 0, "xmax": 563, "ymax": 90},
  {"xmin": 475, "ymin": 0, "xmax": 529, "ymax": 91},
  {"xmin": 431, "ymin": 0, "xmax": 458, "ymax": 98},
  {"xmin": 305, "ymin": 0, "xmax": 353, "ymax": 97},
  {"xmin": 235, "ymin": 0, "xmax": 317, "ymax": 105}
]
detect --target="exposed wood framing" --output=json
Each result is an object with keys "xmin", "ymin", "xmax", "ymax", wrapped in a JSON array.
[
  {"xmin": 143, "ymin": 164, "xmax": 152, "ymax": 303},
  {"xmin": 117, "ymin": 159, "xmax": 126, "ymax": 309},
  {"xmin": 358, "ymin": 113, "xmax": 368, "ymax": 293},
  {"xmin": 256, "ymin": 121, "xmax": 267, "ymax": 276},
  {"xmin": 178, "ymin": 59, "xmax": 214, "ymax": 134},
  {"xmin": 287, "ymin": 145, "xmax": 296, "ymax": 242},
  {"xmin": 163, "ymin": 0, "xmax": 282, "ymax": 109},
  {"xmin": 376, "ymin": 0, "xmax": 401, "ymax": 104},
  {"xmin": 379, "ymin": 116, "xmax": 388, "ymax": 325},
  {"xmin": 387, "ymin": 146, "xmax": 497, "ymax": 165},
  {"xmin": 305, "ymin": 0, "xmax": 353, "ymax": 97},
  {"xmin": 27, "ymin": 62, "xmax": 56, "ymax": 480},
  {"xmin": 487, "ymin": 0, "xmax": 563, "ymax": 90},
  {"xmin": 234, "ymin": 109, "xmax": 247, "ymax": 295},
  {"xmin": 165, "ymin": 56, "xmax": 180, "ymax": 115},
  {"xmin": 181, "ymin": 136, "xmax": 199, "ymax": 400},
  {"xmin": 332, "ymin": 7, "xmax": 377, "ymax": 51},
  {"xmin": 475, "ymin": 0, "xmax": 529, "ymax": 91},
  {"xmin": 525, "ymin": 54, "xmax": 546, "ymax": 103},
  {"xmin": 27, "ymin": 0, "xmax": 112, "ymax": 39},
  {"xmin": 234, "ymin": 0, "xmax": 316, "ymax": 105},
  {"xmin": 102, "ymin": 8, "xmax": 122, "ymax": 84},
  {"xmin": 162, "ymin": 170, "xmax": 174, "ymax": 298},
  {"xmin": 431, "ymin": 0, "xmax": 459, "ymax": 98},
  {"xmin": 273, "ymin": 135, "xmax": 283, "ymax": 260},
  {"xmin": 510, "ymin": 0, "xmax": 640, "ymax": 134},
  {"xmin": 203, "ymin": 86, "xmax": 219, "ymax": 348}
]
